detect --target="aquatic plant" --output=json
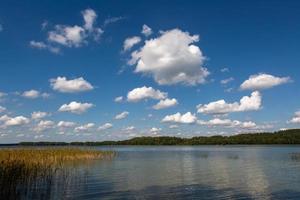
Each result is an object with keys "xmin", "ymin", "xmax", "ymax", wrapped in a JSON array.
[{"xmin": 0, "ymin": 148, "xmax": 115, "ymax": 199}]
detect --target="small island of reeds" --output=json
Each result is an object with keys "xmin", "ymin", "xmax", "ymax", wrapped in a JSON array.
[{"xmin": 0, "ymin": 148, "xmax": 115, "ymax": 199}]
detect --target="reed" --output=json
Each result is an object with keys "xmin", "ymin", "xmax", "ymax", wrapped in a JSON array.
[{"xmin": 0, "ymin": 148, "xmax": 115, "ymax": 199}]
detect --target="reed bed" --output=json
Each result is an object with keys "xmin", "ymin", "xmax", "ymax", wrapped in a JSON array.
[{"xmin": 0, "ymin": 148, "xmax": 115, "ymax": 199}]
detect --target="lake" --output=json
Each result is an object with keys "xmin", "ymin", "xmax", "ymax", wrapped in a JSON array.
[{"xmin": 7, "ymin": 146, "xmax": 300, "ymax": 199}]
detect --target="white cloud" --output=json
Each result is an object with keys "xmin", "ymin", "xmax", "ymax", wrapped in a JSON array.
[
  {"xmin": 82, "ymin": 9, "xmax": 97, "ymax": 31},
  {"xmin": 31, "ymin": 111, "xmax": 50, "ymax": 120},
  {"xmin": 162, "ymin": 112, "xmax": 197, "ymax": 124},
  {"xmin": 74, "ymin": 123, "xmax": 95, "ymax": 132},
  {"xmin": 129, "ymin": 28, "xmax": 209, "ymax": 85},
  {"xmin": 0, "ymin": 115, "xmax": 30, "ymax": 127},
  {"xmin": 48, "ymin": 25, "xmax": 86, "ymax": 47},
  {"xmin": 240, "ymin": 73, "xmax": 291, "ymax": 90},
  {"xmin": 149, "ymin": 127, "xmax": 161, "ymax": 135},
  {"xmin": 98, "ymin": 123, "xmax": 113, "ymax": 131},
  {"xmin": 288, "ymin": 111, "xmax": 300, "ymax": 124},
  {"xmin": 115, "ymin": 111, "xmax": 129, "ymax": 120},
  {"xmin": 169, "ymin": 124, "xmax": 178, "ymax": 129},
  {"xmin": 50, "ymin": 76, "xmax": 94, "ymax": 93},
  {"xmin": 22, "ymin": 90, "xmax": 40, "ymax": 99},
  {"xmin": 114, "ymin": 96, "xmax": 123, "ymax": 103},
  {"xmin": 57, "ymin": 121, "xmax": 76, "ymax": 128},
  {"xmin": 0, "ymin": 106, "xmax": 6, "ymax": 113},
  {"xmin": 123, "ymin": 36, "xmax": 141, "ymax": 51},
  {"xmin": 141, "ymin": 24, "xmax": 152, "ymax": 36},
  {"xmin": 58, "ymin": 101, "xmax": 94, "ymax": 114},
  {"xmin": 29, "ymin": 40, "xmax": 60, "ymax": 54},
  {"xmin": 30, "ymin": 41, "xmax": 47, "ymax": 49},
  {"xmin": 33, "ymin": 120, "xmax": 55, "ymax": 132},
  {"xmin": 127, "ymin": 86, "xmax": 167, "ymax": 102},
  {"xmin": 220, "ymin": 77, "xmax": 234, "ymax": 85},
  {"xmin": 124, "ymin": 126, "xmax": 135, "ymax": 131},
  {"xmin": 197, "ymin": 118, "xmax": 257, "ymax": 129},
  {"xmin": 152, "ymin": 98, "xmax": 178, "ymax": 110},
  {"xmin": 197, "ymin": 91, "xmax": 262, "ymax": 115},
  {"xmin": 21, "ymin": 90, "xmax": 49, "ymax": 99}
]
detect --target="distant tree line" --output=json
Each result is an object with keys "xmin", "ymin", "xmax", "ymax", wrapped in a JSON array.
[{"xmin": 19, "ymin": 129, "xmax": 300, "ymax": 146}]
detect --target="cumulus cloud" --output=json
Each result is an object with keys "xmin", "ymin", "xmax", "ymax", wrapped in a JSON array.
[
  {"xmin": 288, "ymin": 111, "xmax": 300, "ymax": 124},
  {"xmin": 152, "ymin": 98, "xmax": 178, "ymax": 110},
  {"xmin": 141, "ymin": 24, "xmax": 152, "ymax": 36},
  {"xmin": 31, "ymin": 8, "xmax": 103, "ymax": 53},
  {"xmin": 114, "ymin": 96, "xmax": 123, "ymax": 103},
  {"xmin": 33, "ymin": 120, "xmax": 55, "ymax": 132},
  {"xmin": 22, "ymin": 90, "xmax": 40, "ymax": 99},
  {"xmin": 98, "ymin": 123, "xmax": 113, "ymax": 131},
  {"xmin": 162, "ymin": 112, "xmax": 197, "ymax": 124},
  {"xmin": 115, "ymin": 111, "xmax": 129, "ymax": 120},
  {"xmin": 197, "ymin": 91, "xmax": 262, "ymax": 115},
  {"xmin": 123, "ymin": 36, "xmax": 141, "ymax": 51},
  {"xmin": 240, "ymin": 73, "xmax": 291, "ymax": 90},
  {"xmin": 221, "ymin": 68, "xmax": 229, "ymax": 73},
  {"xmin": 50, "ymin": 76, "xmax": 94, "ymax": 93},
  {"xmin": 57, "ymin": 121, "xmax": 76, "ymax": 128},
  {"xmin": 0, "ymin": 115, "xmax": 30, "ymax": 127},
  {"xmin": 58, "ymin": 101, "xmax": 94, "ymax": 114},
  {"xmin": 21, "ymin": 90, "xmax": 49, "ymax": 99},
  {"xmin": 74, "ymin": 123, "xmax": 95, "ymax": 132},
  {"xmin": 48, "ymin": 25, "xmax": 86, "ymax": 47},
  {"xmin": 31, "ymin": 111, "xmax": 50, "ymax": 120},
  {"xmin": 129, "ymin": 28, "xmax": 209, "ymax": 85},
  {"xmin": 127, "ymin": 86, "xmax": 167, "ymax": 102}
]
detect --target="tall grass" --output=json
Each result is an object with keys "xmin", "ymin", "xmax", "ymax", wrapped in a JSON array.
[{"xmin": 0, "ymin": 148, "xmax": 115, "ymax": 199}]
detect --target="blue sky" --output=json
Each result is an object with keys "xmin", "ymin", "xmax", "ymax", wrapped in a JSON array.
[{"xmin": 0, "ymin": 0, "xmax": 300, "ymax": 143}]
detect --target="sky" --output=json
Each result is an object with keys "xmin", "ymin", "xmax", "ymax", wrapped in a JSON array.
[{"xmin": 0, "ymin": 0, "xmax": 300, "ymax": 143}]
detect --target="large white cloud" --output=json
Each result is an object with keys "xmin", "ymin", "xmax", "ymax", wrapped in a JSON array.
[
  {"xmin": 58, "ymin": 101, "xmax": 94, "ymax": 114},
  {"xmin": 127, "ymin": 86, "xmax": 167, "ymax": 102},
  {"xmin": 115, "ymin": 111, "xmax": 129, "ymax": 120},
  {"xmin": 129, "ymin": 28, "xmax": 209, "ymax": 85},
  {"xmin": 240, "ymin": 73, "xmax": 291, "ymax": 90},
  {"xmin": 45, "ymin": 9, "xmax": 103, "ymax": 49},
  {"xmin": 50, "ymin": 76, "xmax": 94, "ymax": 93},
  {"xmin": 98, "ymin": 123, "xmax": 113, "ymax": 131},
  {"xmin": 197, "ymin": 91, "xmax": 262, "ymax": 115},
  {"xmin": 288, "ymin": 111, "xmax": 300, "ymax": 124},
  {"xmin": 162, "ymin": 112, "xmax": 197, "ymax": 124},
  {"xmin": 123, "ymin": 36, "xmax": 141, "ymax": 51},
  {"xmin": 33, "ymin": 120, "xmax": 55, "ymax": 132},
  {"xmin": 152, "ymin": 98, "xmax": 178, "ymax": 110},
  {"xmin": 0, "ymin": 115, "xmax": 30, "ymax": 127}
]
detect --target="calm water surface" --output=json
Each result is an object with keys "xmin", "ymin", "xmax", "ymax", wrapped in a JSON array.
[{"xmin": 17, "ymin": 146, "xmax": 300, "ymax": 199}]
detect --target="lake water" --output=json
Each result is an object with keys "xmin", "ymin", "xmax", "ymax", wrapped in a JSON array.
[{"xmin": 10, "ymin": 146, "xmax": 300, "ymax": 199}]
